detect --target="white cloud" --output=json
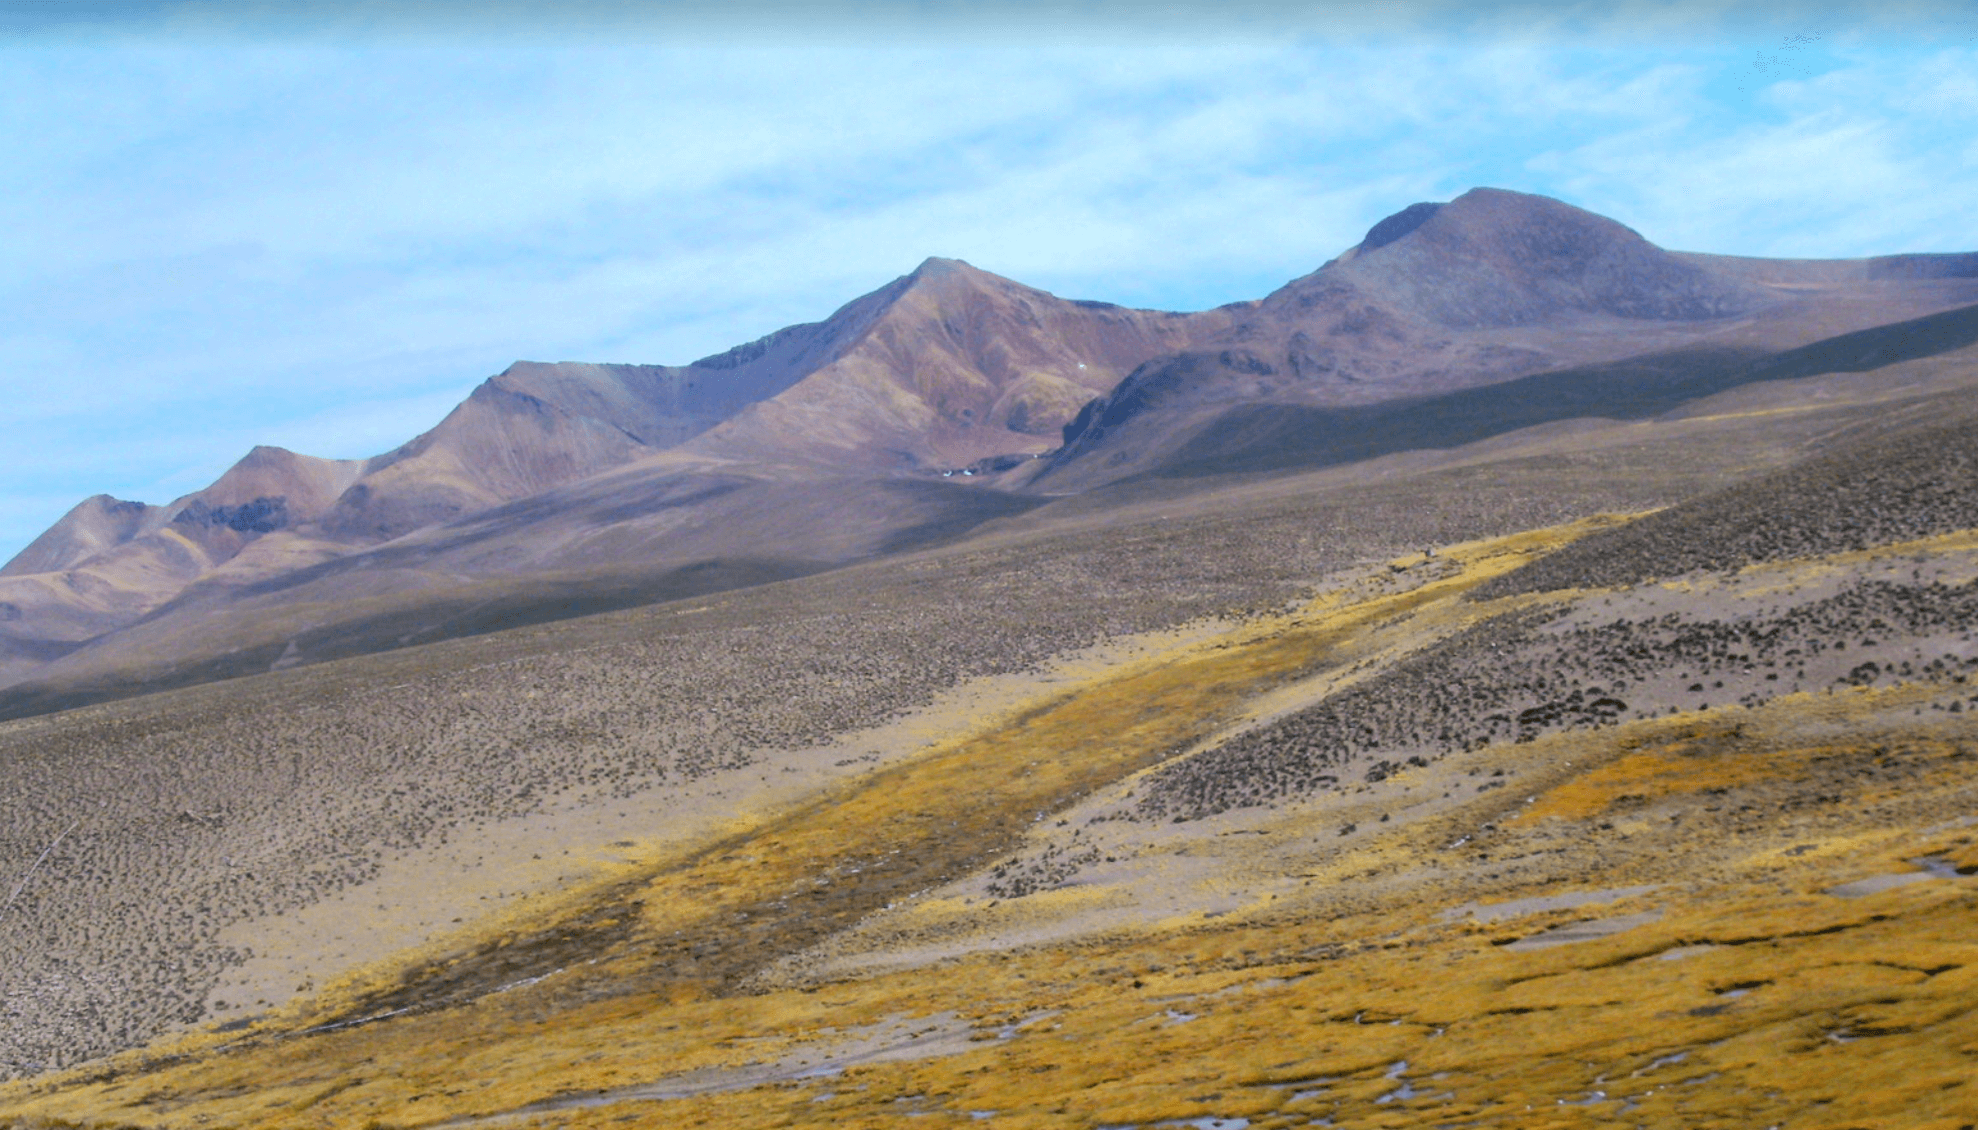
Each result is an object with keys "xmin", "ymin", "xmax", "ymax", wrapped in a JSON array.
[{"xmin": 1526, "ymin": 44, "xmax": 1978, "ymax": 256}]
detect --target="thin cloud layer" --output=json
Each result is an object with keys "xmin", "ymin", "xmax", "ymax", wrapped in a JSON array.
[{"xmin": 0, "ymin": 2, "xmax": 1973, "ymax": 559}]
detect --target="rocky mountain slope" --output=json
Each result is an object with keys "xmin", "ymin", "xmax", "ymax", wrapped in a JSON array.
[
  {"xmin": 680, "ymin": 257, "xmax": 1223, "ymax": 470},
  {"xmin": 0, "ymin": 446, "xmax": 364, "ymax": 672},
  {"xmin": 0, "ymin": 261, "xmax": 1214, "ymax": 687},
  {"xmin": 1032, "ymin": 189, "xmax": 1978, "ymax": 490},
  {"xmin": 3, "ymin": 188, "xmax": 1976, "ymax": 721}
]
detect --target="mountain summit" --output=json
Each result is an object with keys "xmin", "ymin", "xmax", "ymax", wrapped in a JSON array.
[
  {"xmin": 1317, "ymin": 188, "xmax": 1759, "ymax": 327},
  {"xmin": 681, "ymin": 257, "xmax": 1219, "ymax": 470},
  {"xmin": 4, "ymin": 188, "xmax": 1976, "ymax": 707},
  {"xmin": 1035, "ymin": 187, "xmax": 1970, "ymax": 489}
]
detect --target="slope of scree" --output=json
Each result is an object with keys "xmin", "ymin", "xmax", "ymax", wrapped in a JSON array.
[
  {"xmin": 1136, "ymin": 344, "xmax": 1761, "ymax": 480},
  {"xmin": 1474, "ymin": 408, "xmax": 1978, "ymax": 600},
  {"xmin": 1134, "ymin": 405, "xmax": 1978, "ymax": 823}
]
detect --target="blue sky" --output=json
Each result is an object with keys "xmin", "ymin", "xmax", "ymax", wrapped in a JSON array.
[{"xmin": 1, "ymin": 0, "xmax": 1975, "ymax": 561}]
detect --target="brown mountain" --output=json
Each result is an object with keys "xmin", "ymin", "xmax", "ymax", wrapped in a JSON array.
[
  {"xmin": 0, "ymin": 447, "xmax": 363, "ymax": 667},
  {"xmin": 1029, "ymin": 188, "xmax": 1978, "ymax": 490},
  {"xmin": 0, "ymin": 439, "xmax": 364, "ymax": 583},
  {"xmin": 0, "ymin": 259, "xmax": 1211, "ymax": 693},
  {"xmin": 680, "ymin": 257, "xmax": 1223, "ymax": 470},
  {"xmin": 0, "ymin": 493, "xmax": 158, "ymax": 578},
  {"xmin": 1313, "ymin": 186, "xmax": 1760, "ymax": 328},
  {"xmin": 312, "ymin": 258, "xmax": 1218, "ymax": 541},
  {"xmin": 5, "ymin": 187, "xmax": 1977, "ymax": 714}
]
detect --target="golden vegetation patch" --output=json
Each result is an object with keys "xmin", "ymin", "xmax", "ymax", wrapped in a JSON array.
[
  {"xmin": 7, "ymin": 515, "xmax": 1978, "ymax": 1130},
  {"xmin": 1509, "ymin": 727, "xmax": 1818, "ymax": 826},
  {"xmin": 75, "ymin": 848, "xmax": 1961, "ymax": 1130}
]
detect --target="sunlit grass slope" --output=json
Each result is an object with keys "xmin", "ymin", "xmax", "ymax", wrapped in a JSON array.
[{"xmin": 4, "ymin": 516, "xmax": 1976, "ymax": 1130}]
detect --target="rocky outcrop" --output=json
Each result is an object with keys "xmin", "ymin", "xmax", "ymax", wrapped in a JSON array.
[
  {"xmin": 173, "ymin": 496, "xmax": 289, "ymax": 535},
  {"xmin": 1358, "ymin": 201, "xmax": 1442, "ymax": 252}
]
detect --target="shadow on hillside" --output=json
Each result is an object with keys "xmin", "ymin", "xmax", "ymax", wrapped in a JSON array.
[{"xmin": 1155, "ymin": 301, "xmax": 1978, "ymax": 480}]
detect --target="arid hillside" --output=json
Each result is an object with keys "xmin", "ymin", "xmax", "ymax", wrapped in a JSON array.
[
  {"xmin": 2, "ymin": 361, "xmax": 1976, "ymax": 1127},
  {"xmin": 680, "ymin": 257, "xmax": 1225, "ymax": 470},
  {"xmin": 0, "ymin": 447, "xmax": 366, "ymax": 674},
  {"xmin": 2, "ymin": 189, "xmax": 1978, "ymax": 1130},
  {"xmin": 0, "ymin": 260, "xmax": 1212, "ymax": 684},
  {"xmin": 1032, "ymin": 189, "xmax": 1978, "ymax": 490}
]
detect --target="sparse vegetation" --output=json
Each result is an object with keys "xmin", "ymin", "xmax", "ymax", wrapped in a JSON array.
[
  {"xmin": 1140, "ymin": 556, "xmax": 1978, "ymax": 822},
  {"xmin": 0, "ymin": 444, "xmax": 1706, "ymax": 1077},
  {"xmin": 2, "ymin": 340, "xmax": 1977, "ymax": 1128},
  {"xmin": 1476, "ymin": 410, "xmax": 1978, "ymax": 598}
]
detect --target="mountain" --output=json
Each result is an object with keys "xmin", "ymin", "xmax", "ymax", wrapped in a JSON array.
[
  {"xmin": 318, "ymin": 259, "xmax": 1221, "ymax": 541},
  {"xmin": 4, "ymin": 187, "xmax": 1977, "ymax": 715},
  {"xmin": 680, "ymin": 257, "xmax": 1222, "ymax": 470},
  {"xmin": 0, "ymin": 446, "xmax": 364, "ymax": 669},
  {"xmin": 0, "ymin": 494, "xmax": 157, "ymax": 578},
  {"xmin": 1030, "ymin": 188, "xmax": 1978, "ymax": 490},
  {"xmin": 0, "ymin": 261, "xmax": 1212, "ymax": 680},
  {"xmin": 7, "ymin": 187, "xmax": 1978, "ymax": 1120},
  {"xmin": 313, "ymin": 369, "xmax": 655, "ymax": 544},
  {"xmin": 0, "ymin": 444, "xmax": 363, "ymax": 585},
  {"xmin": 309, "ymin": 316, "xmax": 921, "ymax": 543},
  {"xmin": 1312, "ymin": 186, "xmax": 1759, "ymax": 327}
]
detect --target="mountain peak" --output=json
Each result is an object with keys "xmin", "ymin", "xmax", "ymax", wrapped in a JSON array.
[
  {"xmin": 1438, "ymin": 185, "xmax": 1648, "ymax": 242},
  {"xmin": 898, "ymin": 257, "xmax": 1018, "ymax": 300},
  {"xmin": 682, "ymin": 255, "xmax": 1212, "ymax": 470},
  {"xmin": 910, "ymin": 256, "xmax": 979, "ymax": 279},
  {"xmin": 1328, "ymin": 187, "xmax": 1755, "ymax": 326},
  {"xmin": 0, "ymin": 493, "xmax": 160, "ymax": 577},
  {"xmin": 1353, "ymin": 188, "xmax": 1650, "ymax": 260},
  {"xmin": 234, "ymin": 443, "xmax": 313, "ymax": 470}
]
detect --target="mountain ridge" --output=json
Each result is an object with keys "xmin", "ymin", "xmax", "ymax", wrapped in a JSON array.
[{"xmin": 6, "ymin": 186, "xmax": 1977, "ymax": 710}]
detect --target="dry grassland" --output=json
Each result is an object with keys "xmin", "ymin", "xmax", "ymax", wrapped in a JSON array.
[
  {"xmin": 0, "ymin": 426, "xmax": 1755, "ymax": 1076},
  {"xmin": 5, "ymin": 516, "xmax": 1977, "ymax": 1130},
  {"xmin": 5, "ymin": 376, "xmax": 1978, "ymax": 1126}
]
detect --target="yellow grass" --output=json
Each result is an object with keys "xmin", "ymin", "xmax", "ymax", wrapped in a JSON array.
[{"xmin": 6, "ymin": 514, "xmax": 1977, "ymax": 1130}]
